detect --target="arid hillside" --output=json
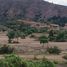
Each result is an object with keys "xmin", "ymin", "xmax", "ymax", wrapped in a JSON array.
[{"xmin": 0, "ymin": 0, "xmax": 67, "ymax": 22}]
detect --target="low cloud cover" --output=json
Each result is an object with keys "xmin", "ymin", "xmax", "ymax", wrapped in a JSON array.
[{"xmin": 45, "ymin": 0, "xmax": 67, "ymax": 6}]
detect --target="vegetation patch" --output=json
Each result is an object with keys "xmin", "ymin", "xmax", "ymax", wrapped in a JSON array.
[
  {"xmin": 47, "ymin": 46, "xmax": 61, "ymax": 55},
  {"xmin": 63, "ymin": 54, "xmax": 67, "ymax": 60},
  {"xmin": 0, "ymin": 45, "xmax": 14, "ymax": 54},
  {"xmin": 0, "ymin": 54, "xmax": 55, "ymax": 67}
]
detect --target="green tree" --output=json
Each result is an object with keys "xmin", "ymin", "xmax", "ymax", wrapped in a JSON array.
[
  {"xmin": 14, "ymin": 31, "xmax": 20, "ymax": 43},
  {"xmin": 56, "ymin": 31, "xmax": 66, "ymax": 42},
  {"xmin": 39, "ymin": 35, "xmax": 48, "ymax": 48},
  {"xmin": 7, "ymin": 30, "xmax": 15, "ymax": 43},
  {"xmin": 48, "ymin": 30, "xmax": 55, "ymax": 41}
]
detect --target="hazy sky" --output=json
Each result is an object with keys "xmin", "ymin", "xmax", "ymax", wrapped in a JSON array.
[{"xmin": 45, "ymin": 0, "xmax": 67, "ymax": 6}]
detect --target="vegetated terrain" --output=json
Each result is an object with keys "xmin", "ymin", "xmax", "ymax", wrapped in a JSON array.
[
  {"xmin": 0, "ymin": 0, "xmax": 67, "ymax": 67},
  {"xmin": 0, "ymin": 31, "xmax": 67, "ymax": 67},
  {"xmin": 0, "ymin": 0, "xmax": 67, "ymax": 26},
  {"xmin": 0, "ymin": 54, "xmax": 56, "ymax": 67},
  {"xmin": 0, "ymin": 32, "xmax": 67, "ymax": 56},
  {"xmin": 0, "ymin": 19, "xmax": 67, "ymax": 67}
]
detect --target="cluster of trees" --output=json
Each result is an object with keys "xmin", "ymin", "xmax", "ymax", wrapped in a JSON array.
[
  {"xmin": 7, "ymin": 28, "xmax": 67, "ymax": 44},
  {"xmin": 49, "ymin": 30, "xmax": 67, "ymax": 42},
  {"xmin": 37, "ymin": 30, "xmax": 67, "ymax": 54},
  {"xmin": 0, "ymin": 54, "xmax": 55, "ymax": 67},
  {"xmin": 48, "ymin": 16, "xmax": 67, "ymax": 26},
  {"xmin": 39, "ymin": 30, "xmax": 67, "ymax": 46},
  {"xmin": 7, "ymin": 30, "xmax": 20, "ymax": 43},
  {"xmin": 6, "ymin": 29, "xmax": 62, "ymax": 55},
  {"xmin": 6, "ymin": 20, "xmax": 48, "ymax": 33},
  {"xmin": 5, "ymin": 21, "xmax": 38, "ymax": 43},
  {"xmin": 6, "ymin": 20, "xmax": 49, "ymax": 43},
  {"xmin": 39, "ymin": 35, "xmax": 61, "ymax": 55},
  {"xmin": 4, "ymin": 20, "xmax": 67, "ymax": 43}
]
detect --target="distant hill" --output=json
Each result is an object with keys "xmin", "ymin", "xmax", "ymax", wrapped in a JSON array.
[{"xmin": 0, "ymin": 0, "xmax": 67, "ymax": 25}]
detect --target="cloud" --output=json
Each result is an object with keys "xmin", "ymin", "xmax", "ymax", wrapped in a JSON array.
[{"xmin": 44, "ymin": 0, "xmax": 67, "ymax": 6}]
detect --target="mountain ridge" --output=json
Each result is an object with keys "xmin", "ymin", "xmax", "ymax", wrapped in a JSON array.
[{"xmin": 0, "ymin": 0, "xmax": 67, "ymax": 22}]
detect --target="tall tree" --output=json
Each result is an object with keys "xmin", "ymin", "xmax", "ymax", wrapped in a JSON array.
[
  {"xmin": 7, "ymin": 30, "xmax": 15, "ymax": 43},
  {"xmin": 48, "ymin": 30, "xmax": 55, "ymax": 41},
  {"xmin": 56, "ymin": 31, "xmax": 66, "ymax": 42},
  {"xmin": 39, "ymin": 35, "xmax": 48, "ymax": 48},
  {"xmin": 14, "ymin": 31, "xmax": 20, "ymax": 43}
]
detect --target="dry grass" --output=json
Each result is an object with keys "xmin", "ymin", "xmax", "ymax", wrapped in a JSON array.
[{"xmin": 0, "ymin": 32, "xmax": 67, "ymax": 62}]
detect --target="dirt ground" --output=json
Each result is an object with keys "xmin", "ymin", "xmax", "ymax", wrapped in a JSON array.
[
  {"xmin": 0, "ymin": 33, "xmax": 67, "ymax": 50},
  {"xmin": 0, "ymin": 32, "xmax": 67, "ymax": 62}
]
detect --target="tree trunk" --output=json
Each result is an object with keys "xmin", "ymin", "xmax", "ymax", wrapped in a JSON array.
[
  {"xmin": 8, "ymin": 38, "xmax": 12, "ymax": 43},
  {"xmin": 16, "ymin": 37, "xmax": 19, "ymax": 43},
  {"xmin": 42, "ymin": 43, "xmax": 44, "ymax": 48},
  {"xmin": 47, "ymin": 43, "xmax": 49, "ymax": 49}
]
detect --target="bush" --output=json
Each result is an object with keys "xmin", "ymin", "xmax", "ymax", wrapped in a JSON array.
[
  {"xmin": 27, "ymin": 60, "xmax": 55, "ymax": 67},
  {"xmin": 0, "ymin": 54, "xmax": 55, "ymax": 67},
  {"xmin": 20, "ymin": 32, "xmax": 26, "ymax": 39},
  {"xmin": 63, "ymin": 55, "xmax": 67, "ymax": 60},
  {"xmin": 56, "ymin": 32, "xmax": 66, "ymax": 42},
  {"xmin": 47, "ymin": 46, "xmax": 61, "ymax": 54},
  {"xmin": 53, "ymin": 61, "xmax": 59, "ymax": 64},
  {"xmin": 41, "ymin": 60, "xmax": 55, "ymax": 67},
  {"xmin": 42, "ymin": 56, "xmax": 48, "ymax": 61},
  {"xmin": 30, "ymin": 35, "xmax": 36, "ymax": 38},
  {"xmin": 33, "ymin": 55, "xmax": 38, "ymax": 60},
  {"xmin": 0, "ymin": 45, "xmax": 14, "ymax": 54},
  {"xmin": 0, "ymin": 54, "xmax": 27, "ymax": 67},
  {"xmin": 49, "ymin": 36, "xmax": 56, "ymax": 41}
]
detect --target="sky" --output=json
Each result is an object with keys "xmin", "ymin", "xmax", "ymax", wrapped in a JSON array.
[{"xmin": 44, "ymin": 0, "xmax": 67, "ymax": 6}]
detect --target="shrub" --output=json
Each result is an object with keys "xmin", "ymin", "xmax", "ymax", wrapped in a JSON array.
[
  {"xmin": 53, "ymin": 61, "xmax": 59, "ymax": 64},
  {"xmin": 20, "ymin": 34, "xmax": 26, "ymax": 39},
  {"xmin": 33, "ymin": 55, "xmax": 38, "ymax": 60},
  {"xmin": 0, "ymin": 54, "xmax": 55, "ymax": 67},
  {"xmin": 47, "ymin": 46, "xmax": 61, "ymax": 54},
  {"xmin": 27, "ymin": 60, "xmax": 55, "ymax": 67},
  {"xmin": 0, "ymin": 54, "xmax": 27, "ymax": 67},
  {"xmin": 42, "ymin": 56, "xmax": 48, "ymax": 61},
  {"xmin": 56, "ymin": 32, "xmax": 66, "ymax": 42},
  {"xmin": 39, "ymin": 60, "xmax": 55, "ymax": 67},
  {"xmin": 30, "ymin": 35, "xmax": 36, "ymax": 38},
  {"xmin": 49, "ymin": 36, "xmax": 56, "ymax": 41},
  {"xmin": 63, "ymin": 55, "xmax": 67, "ymax": 60},
  {"xmin": 0, "ymin": 45, "xmax": 14, "ymax": 54},
  {"xmin": 39, "ymin": 35, "xmax": 48, "ymax": 48},
  {"xmin": 30, "ymin": 35, "xmax": 35, "ymax": 38},
  {"xmin": 20, "ymin": 32, "xmax": 26, "ymax": 39},
  {"xmin": 7, "ymin": 30, "xmax": 15, "ymax": 43}
]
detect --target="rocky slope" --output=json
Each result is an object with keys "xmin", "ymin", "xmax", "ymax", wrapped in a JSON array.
[{"xmin": 0, "ymin": 0, "xmax": 67, "ymax": 21}]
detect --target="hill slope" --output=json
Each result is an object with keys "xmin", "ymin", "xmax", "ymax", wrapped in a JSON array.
[{"xmin": 0, "ymin": 0, "xmax": 67, "ymax": 22}]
